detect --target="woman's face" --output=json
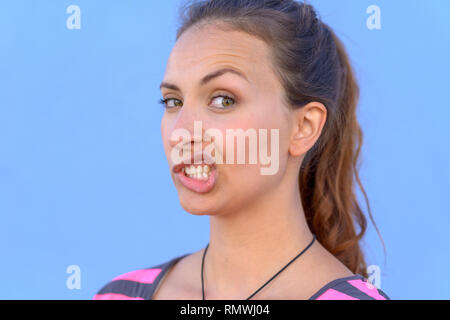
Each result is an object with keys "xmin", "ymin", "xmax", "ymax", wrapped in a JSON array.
[{"xmin": 160, "ymin": 23, "xmax": 294, "ymax": 216}]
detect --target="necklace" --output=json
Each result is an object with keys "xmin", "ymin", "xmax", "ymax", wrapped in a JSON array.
[{"xmin": 201, "ymin": 234, "xmax": 316, "ymax": 300}]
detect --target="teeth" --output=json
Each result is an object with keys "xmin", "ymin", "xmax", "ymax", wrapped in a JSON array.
[{"xmin": 183, "ymin": 164, "xmax": 212, "ymax": 180}]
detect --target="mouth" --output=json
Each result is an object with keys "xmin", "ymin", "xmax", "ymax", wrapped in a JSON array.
[
  {"xmin": 180, "ymin": 163, "xmax": 214, "ymax": 180},
  {"xmin": 172, "ymin": 154, "xmax": 218, "ymax": 193}
]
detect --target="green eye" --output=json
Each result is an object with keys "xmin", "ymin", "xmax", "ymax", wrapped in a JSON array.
[
  {"xmin": 211, "ymin": 95, "xmax": 236, "ymax": 109},
  {"xmin": 159, "ymin": 98, "xmax": 183, "ymax": 109}
]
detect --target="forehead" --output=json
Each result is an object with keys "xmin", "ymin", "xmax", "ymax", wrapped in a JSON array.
[{"xmin": 164, "ymin": 23, "xmax": 278, "ymax": 87}]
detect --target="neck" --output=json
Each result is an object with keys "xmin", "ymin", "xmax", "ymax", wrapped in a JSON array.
[{"xmin": 203, "ymin": 171, "xmax": 315, "ymax": 299}]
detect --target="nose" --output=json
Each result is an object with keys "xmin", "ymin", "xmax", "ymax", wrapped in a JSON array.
[{"xmin": 168, "ymin": 103, "xmax": 205, "ymax": 152}]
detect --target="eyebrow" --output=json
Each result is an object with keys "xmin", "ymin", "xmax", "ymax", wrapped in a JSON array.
[{"xmin": 159, "ymin": 68, "xmax": 248, "ymax": 91}]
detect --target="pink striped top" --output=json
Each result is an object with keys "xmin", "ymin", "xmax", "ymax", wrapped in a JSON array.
[{"xmin": 93, "ymin": 253, "xmax": 390, "ymax": 300}]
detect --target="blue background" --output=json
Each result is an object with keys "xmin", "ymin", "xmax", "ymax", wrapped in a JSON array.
[{"xmin": 0, "ymin": 0, "xmax": 449, "ymax": 299}]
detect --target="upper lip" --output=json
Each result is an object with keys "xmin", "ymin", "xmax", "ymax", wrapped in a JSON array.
[{"xmin": 172, "ymin": 152, "xmax": 217, "ymax": 173}]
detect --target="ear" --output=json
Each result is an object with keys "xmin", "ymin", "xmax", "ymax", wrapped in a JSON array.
[{"xmin": 289, "ymin": 102, "xmax": 327, "ymax": 157}]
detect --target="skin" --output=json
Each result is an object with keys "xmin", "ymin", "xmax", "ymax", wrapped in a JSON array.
[{"xmin": 157, "ymin": 22, "xmax": 354, "ymax": 300}]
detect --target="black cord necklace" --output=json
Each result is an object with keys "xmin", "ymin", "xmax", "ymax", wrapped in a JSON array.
[{"xmin": 201, "ymin": 234, "xmax": 316, "ymax": 300}]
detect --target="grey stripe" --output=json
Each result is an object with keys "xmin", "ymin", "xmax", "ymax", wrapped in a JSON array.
[
  {"xmin": 330, "ymin": 280, "xmax": 377, "ymax": 300},
  {"xmin": 309, "ymin": 274, "xmax": 369, "ymax": 300},
  {"xmin": 97, "ymin": 279, "xmax": 154, "ymax": 299}
]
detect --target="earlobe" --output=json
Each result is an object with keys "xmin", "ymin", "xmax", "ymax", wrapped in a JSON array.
[{"xmin": 289, "ymin": 140, "xmax": 304, "ymax": 157}]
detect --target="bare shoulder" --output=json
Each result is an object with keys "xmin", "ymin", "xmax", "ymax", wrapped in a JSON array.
[
  {"xmin": 258, "ymin": 241, "xmax": 356, "ymax": 300},
  {"xmin": 152, "ymin": 249, "xmax": 204, "ymax": 300},
  {"xmin": 303, "ymin": 244, "xmax": 390, "ymax": 300}
]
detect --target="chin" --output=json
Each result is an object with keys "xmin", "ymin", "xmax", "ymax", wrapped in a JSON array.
[
  {"xmin": 177, "ymin": 190, "xmax": 224, "ymax": 216},
  {"xmin": 178, "ymin": 192, "xmax": 211, "ymax": 215}
]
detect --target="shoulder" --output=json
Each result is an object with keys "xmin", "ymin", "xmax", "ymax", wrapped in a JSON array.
[
  {"xmin": 309, "ymin": 274, "xmax": 391, "ymax": 300},
  {"xmin": 92, "ymin": 254, "xmax": 189, "ymax": 300}
]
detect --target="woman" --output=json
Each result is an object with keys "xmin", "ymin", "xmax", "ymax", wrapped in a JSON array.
[{"xmin": 94, "ymin": 0, "xmax": 390, "ymax": 300}]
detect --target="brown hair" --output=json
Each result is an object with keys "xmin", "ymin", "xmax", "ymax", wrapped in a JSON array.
[{"xmin": 175, "ymin": 0, "xmax": 385, "ymax": 278}]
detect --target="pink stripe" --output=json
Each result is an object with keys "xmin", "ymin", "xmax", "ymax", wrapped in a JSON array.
[
  {"xmin": 347, "ymin": 279, "xmax": 386, "ymax": 300},
  {"xmin": 112, "ymin": 268, "xmax": 162, "ymax": 284},
  {"xmin": 93, "ymin": 293, "xmax": 144, "ymax": 300},
  {"xmin": 316, "ymin": 288, "xmax": 360, "ymax": 300}
]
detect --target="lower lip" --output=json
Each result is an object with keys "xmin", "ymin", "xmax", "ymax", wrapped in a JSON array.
[{"xmin": 176, "ymin": 167, "xmax": 217, "ymax": 194}]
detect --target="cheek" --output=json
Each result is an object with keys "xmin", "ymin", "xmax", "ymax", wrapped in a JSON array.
[
  {"xmin": 160, "ymin": 116, "xmax": 171, "ymax": 156},
  {"xmin": 209, "ymin": 103, "xmax": 288, "ymax": 163}
]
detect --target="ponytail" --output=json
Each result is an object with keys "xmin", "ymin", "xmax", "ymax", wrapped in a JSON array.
[{"xmin": 300, "ymin": 24, "xmax": 385, "ymax": 278}]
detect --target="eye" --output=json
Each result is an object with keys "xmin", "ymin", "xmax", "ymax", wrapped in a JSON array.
[
  {"xmin": 159, "ymin": 98, "xmax": 183, "ymax": 109},
  {"xmin": 210, "ymin": 95, "xmax": 236, "ymax": 110}
]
